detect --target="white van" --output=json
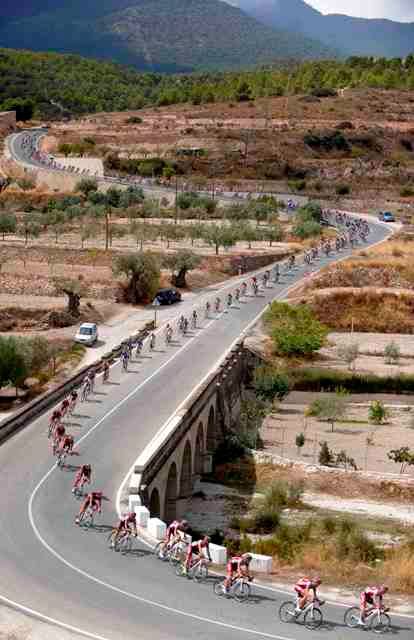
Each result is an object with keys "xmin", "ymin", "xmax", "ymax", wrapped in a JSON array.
[{"xmin": 74, "ymin": 322, "xmax": 98, "ymax": 346}]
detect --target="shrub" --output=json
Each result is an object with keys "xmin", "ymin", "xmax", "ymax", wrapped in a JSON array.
[
  {"xmin": 288, "ymin": 179, "xmax": 306, "ymax": 192},
  {"xmin": 337, "ymin": 342, "xmax": 359, "ymax": 370},
  {"xmin": 321, "ymin": 516, "xmax": 337, "ymax": 535},
  {"xmin": 369, "ymin": 400, "xmax": 389, "ymax": 425},
  {"xmin": 318, "ymin": 441, "xmax": 334, "ymax": 466},
  {"xmin": 253, "ymin": 365, "xmax": 291, "ymax": 402},
  {"xmin": 384, "ymin": 342, "xmax": 401, "ymax": 364},
  {"xmin": 295, "ymin": 432, "xmax": 305, "ymax": 454},
  {"xmin": 304, "ymin": 131, "xmax": 349, "ymax": 152},
  {"xmin": 335, "ymin": 183, "xmax": 351, "ymax": 196},
  {"xmin": 126, "ymin": 116, "xmax": 143, "ymax": 124},
  {"xmin": 291, "ymin": 368, "xmax": 414, "ymax": 394},
  {"xmin": 265, "ymin": 302, "xmax": 328, "ymax": 357},
  {"xmin": 400, "ymin": 186, "xmax": 414, "ymax": 197},
  {"xmin": 293, "ymin": 219, "xmax": 321, "ymax": 239}
]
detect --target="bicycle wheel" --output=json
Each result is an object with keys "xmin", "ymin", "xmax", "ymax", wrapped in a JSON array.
[
  {"xmin": 279, "ymin": 601, "xmax": 297, "ymax": 623},
  {"xmin": 304, "ymin": 607, "xmax": 323, "ymax": 630},
  {"xmin": 153, "ymin": 541, "xmax": 164, "ymax": 559},
  {"xmin": 175, "ymin": 563, "xmax": 185, "ymax": 577},
  {"xmin": 344, "ymin": 607, "xmax": 361, "ymax": 628},
  {"xmin": 370, "ymin": 612, "xmax": 391, "ymax": 634},
  {"xmin": 213, "ymin": 581, "xmax": 225, "ymax": 597},
  {"xmin": 107, "ymin": 530, "xmax": 117, "ymax": 549},
  {"xmin": 119, "ymin": 535, "xmax": 133, "ymax": 554},
  {"xmin": 193, "ymin": 563, "xmax": 208, "ymax": 583},
  {"xmin": 234, "ymin": 581, "xmax": 251, "ymax": 603}
]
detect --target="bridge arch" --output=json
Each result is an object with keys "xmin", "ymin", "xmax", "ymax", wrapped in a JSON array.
[
  {"xmin": 194, "ymin": 422, "xmax": 204, "ymax": 476},
  {"xmin": 179, "ymin": 440, "xmax": 192, "ymax": 498},
  {"xmin": 206, "ymin": 405, "xmax": 216, "ymax": 453},
  {"xmin": 164, "ymin": 462, "xmax": 178, "ymax": 522},
  {"xmin": 149, "ymin": 488, "xmax": 160, "ymax": 518}
]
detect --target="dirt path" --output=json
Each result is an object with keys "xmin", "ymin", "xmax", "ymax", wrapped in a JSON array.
[{"xmin": 303, "ymin": 491, "xmax": 414, "ymax": 524}]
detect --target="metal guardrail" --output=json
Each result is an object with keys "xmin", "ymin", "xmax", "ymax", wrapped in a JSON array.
[{"xmin": 0, "ymin": 321, "xmax": 155, "ymax": 446}]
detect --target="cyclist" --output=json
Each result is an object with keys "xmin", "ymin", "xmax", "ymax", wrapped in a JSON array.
[
  {"xmin": 75, "ymin": 491, "xmax": 103, "ymax": 525},
  {"xmin": 103, "ymin": 360, "xmax": 110, "ymax": 382},
  {"xmin": 359, "ymin": 585, "xmax": 388, "ymax": 626},
  {"xmin": 224, "ymin": 552, "xmax": 253, "ymax": 593},
  {"xmin": 69, "ymin": 389, "xmax": 78, "ymax": 414},
  {"xmin": 111, "ymin": 511, "xmax": 138, "ymax": 548},
  {"xmin": 49, "ymin": 409, "xmax": 61, "ymax": 437},
  {"xmin": 135, "ymin": 337, "xmax": 143, "ymax": 357},
  {"xmin": 59, "ymin": 433, "xmax": 74, "ymax": 456},
  {"xmin": 81, "ymin": 375, "xmax": 91, "ymax": 401},
  {"xmin": 205, "ymin": 300, "xmax": 211, "ymax": 317},
  {"xmin": 165, "ymin": 323, "xmax": 172, "ymax": 344},
  {"xmin": 88, "ymin": 368, "xmax": 96, "ymax": 392},
  {"xmin": 294, "ymin": 576, "xmax": 322, "ymax": 612},
  {"xmin": 150, "ymin": 333, "xmax": 156, "ymax": 351},
  {"xmin": 185, "ymin": 535, "xmax": 211, "ymax": 574},
  {"xmin": 121, "ymin": 349, "xmax": 129, "ymax": 371},
  {"xmin": 60, "ymin": 396, "xmax": 70, "ymax": 417},
  {"xmin": 52, "ymin": 423, "xmax": 65, "ymax": 455},
  {"xmin": 215, "ymin": 297, "xmax": 221, "ymax": 313},
  {"xmin": 227, "ymin": 293, "xmax": 233, "ymax": 308},
  {"xmin": 235, "ymin": 288, "xmax": 240, "ymax": 303},
  {"xmin": 273, "ymin": 264, "xmax": 280, "ymax": 283},
  {"xmin": 192, "ymin": 310, "xmax": 197, "ymax": 328},
  {"xmin": 241, "ymin": 282, "xmax": 247, "ymax": 296},
  {"xmin": 72, "ymin": 463, "xmax": 92, "ymax": 493},
  {"xmin": 161, "ymin": 519, "xmax": 188, "ymax": 556}
]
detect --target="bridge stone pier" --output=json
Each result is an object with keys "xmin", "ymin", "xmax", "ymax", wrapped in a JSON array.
[{"xmin": 129, "ymin": 342, "xmax": 257, "ymax": 522}]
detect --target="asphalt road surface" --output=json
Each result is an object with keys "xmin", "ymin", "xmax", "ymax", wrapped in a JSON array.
[{"xmin": 1, "ymin": 141, "xmax": 410, "ymax": 639}]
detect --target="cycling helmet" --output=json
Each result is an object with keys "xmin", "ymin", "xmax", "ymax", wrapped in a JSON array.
[
  {"xmin": 242, "ymin": 553, "xmax": 253, "ymax": 562},
  {"xmin": 181, "ymin": 520, "xmax": 189, "ymax": 528},
  {"xmin": 312, "ymin": 576, "xmax": 322, "ymax": 586},
  {"xmin": 379, "ymin": 585, "xmax": 388, "ymax": 594},
  {"xmin": 129, "ymin": 511, "xmax": 137, "ymax": 520}
]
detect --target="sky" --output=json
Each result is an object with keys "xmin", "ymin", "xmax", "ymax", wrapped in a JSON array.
[{"xmin": 307, "ymin": 0, "xmax": 414, "ymax": 22}]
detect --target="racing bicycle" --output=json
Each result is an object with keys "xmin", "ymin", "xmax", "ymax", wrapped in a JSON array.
[
  {"xmin": 278, "ymin": 598, "xmax": 325, "ymax": 630},
  {"xmin": 214, "ymin": 575, "xmax": 252, "ymax": 602},
  {"xmin": 344, "ymin": 606, "xmax": 391, "ymax": 633}
]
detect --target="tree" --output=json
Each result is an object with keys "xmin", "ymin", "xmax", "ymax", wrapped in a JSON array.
[
  {"xmin": 76, "ymin": 177, "xmax": 98, "ymax": 197},
  {"xmin": 45, "ymin": 210, "xmax": 66, "ymax": 243},
  {"xmin": 338, "ymin": 342, "xmax": 359, "ymax": 371},
  {"xmin": 264, "ymin": 225, "xmax": 283, "ymax": 246},
  {"xmin": 295, "ymin": 433, "xmax": 305, "ymax": 455},
  {"xmin": 253, "ymin": 365, "xmax": 291, "ymax": 403},
  {"xmin": 203, "ymin": 224, "xmax": 237, "ymax": 255},
  {"xmin": 265, "ymin": 302, "xmax": 328, "ymax": 357},
  {"xmin": 113, "ymin": 253, "xmax": 160, "ymax": 304},
  {"xmin": 318, "ymin": 441, "xmax": 333, "ymax": 466},
  {"xmin": 387, "ymin": 447, "xmax": 414, "ymax": 474},
  {"xmin": 2, "ymin": 97, "xmax": 35, "ymax": 121},
  {"xmin": 308, "ymin": 389, "xmax": 349, "ymax": 432},
  {"xmin": 0, "ymin": 336, "xmax": 28, "ymax": 395},
  {"xmin": 163, "ymin": 250, "xmax": 202, "ymax": 288},
  {"xmin": 369, "ymin": 401, "xmax": 389, "ymax": 425},
  {"xmin": 334, "ymin": 450, "xmax": 358, "ymax": 471},
  {"xmin": 0, "ymin": 212, "xmax": 17, "ymax": 240},
  {"xmin": 19, "ymin": 214, "xmax": 42, "ymax": 246},
  {"xmin": 384, "ymin": 342, "xmax": 400, "ymax": 365},
  {"xmin": 54, "ymin": 277, "xmax": 86, "ymax": 316}
]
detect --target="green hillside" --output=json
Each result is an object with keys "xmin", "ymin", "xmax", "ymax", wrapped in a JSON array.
[
  {"xmin": 2, "ymin": 48, "xmax": 414, "ymax": 120},
  {"xmin": 0, "ymin": 0, "xmax": 336, "ymax": 73}
]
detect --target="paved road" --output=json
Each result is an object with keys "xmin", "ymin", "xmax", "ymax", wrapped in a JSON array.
[
  {"xmin": 1, "ymin": 218, "xmax": 411, "ymax": 640},
  {"xmin": 4, "ymin": 134, "xmax": 411, "ymax": 638},
  {"xmin": 7, "ymin": 128, "xmax": 308, "ymax": 206}
]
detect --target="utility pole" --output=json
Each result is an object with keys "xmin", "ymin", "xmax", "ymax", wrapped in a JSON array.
[{"xmin": 174, "ymin": 175, "xmax": 178, "ymax": 224}]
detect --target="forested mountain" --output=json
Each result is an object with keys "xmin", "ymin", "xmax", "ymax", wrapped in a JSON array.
[
  {"xmin": 0, "ymin": 0, "xmax": 336, "ymax": 72},
  {"xmin": 2, "ymin": 48, "xmax": 414, "ymax": 121},
  {"xmin": 235, "ymin": 0, "xmax": 414, "ymax": 58}
]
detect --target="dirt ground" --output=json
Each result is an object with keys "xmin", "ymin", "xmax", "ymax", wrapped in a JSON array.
[{"xmin": 261, "ymin": 398, "xmax": 414, "ymax": 475}]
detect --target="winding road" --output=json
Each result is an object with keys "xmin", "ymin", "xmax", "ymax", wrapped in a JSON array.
[{"xmin": 1, "ymin": 132, "xmax": 411, "ymax": 640}]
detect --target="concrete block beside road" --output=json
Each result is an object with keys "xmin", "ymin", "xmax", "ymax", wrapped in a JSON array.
[
  {"xmin": 128, "ymin": 495, "xmax": 141, "ymax": 511},
  {"xmin": 148, "ymin": 518, "xmax": 166, "ymax": 540},
  {"xmin": 129, "ymin": 472, "xmax": 141, "ymax": 494},
  {"xmin": 250, "ymin": 553, "xmax": 272, "ymax": 573},
  {"xmin": 209, "ymin": 543, "xmax": 227, "ymax": 565},
  {"xmin": 135, "ymin": 505, "xmax": 149, "ymax": 528}
]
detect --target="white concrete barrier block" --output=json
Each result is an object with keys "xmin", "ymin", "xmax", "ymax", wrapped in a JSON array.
[
  {"xmin": 128, "ymin": 495, "xmax": 141, "ymax": 511},
  {"xmin": 135, "ymin": 505, "xmax": 149, "ymax": 528},
  {"xmin": 129, "ymin": 472, "xmax": 141, "ymax": 494},
  {"xmin": 250, "ymin": 553, "xmax": 273, "ymax": 573},
  {"xmin": 148, "ymin": 518, "xmax": 166, "ymax": 540},
  {"xmin": 209, "ymin": 543, "xmax": 227, "ymax": 565}
]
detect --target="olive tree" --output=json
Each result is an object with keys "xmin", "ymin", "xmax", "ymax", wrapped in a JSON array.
[
  {"xmin": 113, "ymin": 253, "xmax": 160, "ymax": 304},
  {"xmin": 163, "ymin": 250, "xmax": 202, "ymax": 288}
]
